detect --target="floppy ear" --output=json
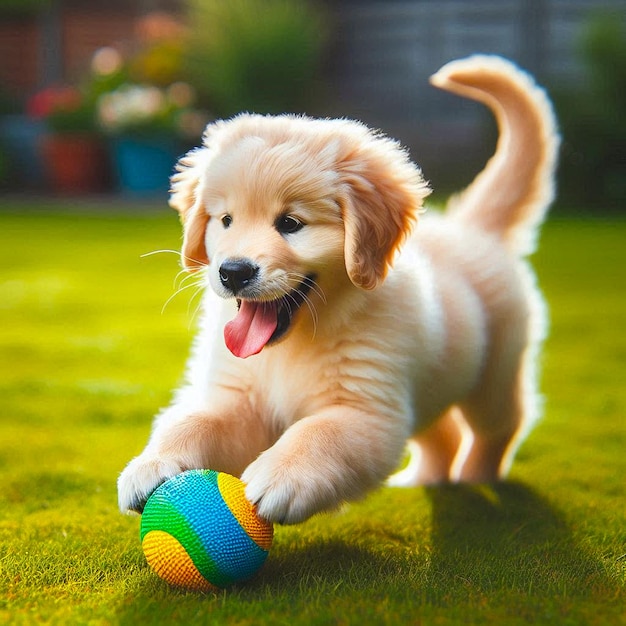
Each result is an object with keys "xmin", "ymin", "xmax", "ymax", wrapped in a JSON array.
[
  {"xmin": 169, "ymin": 147, "xmax": 210, "ymax": 271},
  {"xmin": 338, "ymin": 134, "xmax": 431, "ymax": 290}
]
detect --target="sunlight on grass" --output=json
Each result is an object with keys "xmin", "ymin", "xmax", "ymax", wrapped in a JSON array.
[{"xmin": 1, "ymin": 205, "xmax": 625, "ymax": 625}]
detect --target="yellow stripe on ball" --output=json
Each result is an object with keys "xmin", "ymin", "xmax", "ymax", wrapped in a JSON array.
[
  {"xmin": 142, "ymin": 530, "xmax": 217, "ymax": 593},
  {"xmin": 217, "ymin": 472, "xmax": 274, "ymax": 550}
]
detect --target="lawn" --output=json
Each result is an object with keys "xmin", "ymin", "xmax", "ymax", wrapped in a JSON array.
[{"xmin": 0, "ymin": 200, "xmax": 624, "ymax": 625}]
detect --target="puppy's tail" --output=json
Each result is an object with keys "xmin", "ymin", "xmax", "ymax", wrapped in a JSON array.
[{"xmin": 431, "ymin": 55, "xmax": 559, "ymax": 255}]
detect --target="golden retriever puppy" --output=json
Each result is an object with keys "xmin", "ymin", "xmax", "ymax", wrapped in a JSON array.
[{"xmin": 118, "ymin": 55, "xmax": 559, "ymax": 524}]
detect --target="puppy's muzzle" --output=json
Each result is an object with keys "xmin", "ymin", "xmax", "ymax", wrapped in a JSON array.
[{"xmin": 219, "ymin": 259, "xmax": 259, "ymax": 295}]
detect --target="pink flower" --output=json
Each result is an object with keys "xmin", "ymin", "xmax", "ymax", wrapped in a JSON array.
[{"xmin": 27, "ymin": 86, "xmax": 83, "ymax": 119}]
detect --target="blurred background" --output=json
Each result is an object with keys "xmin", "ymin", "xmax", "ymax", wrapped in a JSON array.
[{"xmin": 0, "ymin": 0, "xmax": 624, "ymax": 211}]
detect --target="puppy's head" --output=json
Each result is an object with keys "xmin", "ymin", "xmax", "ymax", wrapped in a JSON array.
[{"xmin": 170, "ymin": 114, "xmax": 430, "ymax": 357}]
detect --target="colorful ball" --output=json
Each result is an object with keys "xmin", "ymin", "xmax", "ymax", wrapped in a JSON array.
[{"xmin": 140, "ymin": 469, "xmax": 274, "ymax": 592}]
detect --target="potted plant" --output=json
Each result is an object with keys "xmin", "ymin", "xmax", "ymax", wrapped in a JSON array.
[
  {"xmin": 96, "ymin": 81, "xmax": 208, "ymax": 195},
  {"xmin": 28, "ymin": 85, "xmax": 109, "ymax": 194}
]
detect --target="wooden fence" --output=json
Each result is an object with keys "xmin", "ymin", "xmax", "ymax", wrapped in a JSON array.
[{"xmin": 328, "ymin": 0, "xmax": 624, "ymax": 187}]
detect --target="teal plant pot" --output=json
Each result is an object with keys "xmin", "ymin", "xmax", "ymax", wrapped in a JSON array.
[
  {"xmin": 111, "ymin": 135, "xmax": 182, "ymax": 195},
  {"xmin": 0, "ymin": 115, "xmax": 47, "ymax": 189}
]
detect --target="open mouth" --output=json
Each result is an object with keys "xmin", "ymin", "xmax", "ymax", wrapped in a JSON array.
[{"xmin": 224, "ymin": 274, "xmax": 317, "ymax": 359}]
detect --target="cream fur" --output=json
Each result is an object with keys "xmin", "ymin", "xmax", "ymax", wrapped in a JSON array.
[{"xmin": 118, "ymin": 55, "xmax": 559, "ymax": 524}]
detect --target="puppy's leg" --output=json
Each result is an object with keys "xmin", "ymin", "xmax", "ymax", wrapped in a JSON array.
[
  {"xmin": 242, "ymin": 406, "xmax": 409, "ymax": 524},
  {"xmin": 387, "ymin": 407, "xmax": 469, "ymax": 486},
  {"xmin": 457, "ymin": 321, "xmax": 536, "ymax": 482},
  {"xmin": 117, "ymin": 393, "xmax": 272, "ymax": 513}
]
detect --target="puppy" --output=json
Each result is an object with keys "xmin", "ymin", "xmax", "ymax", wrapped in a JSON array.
[{"xmin": 118, "ymin": 55, "xmax": 559, "ymax": 524}]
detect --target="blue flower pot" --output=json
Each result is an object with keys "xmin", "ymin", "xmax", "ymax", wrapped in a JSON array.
[
  {"xmin": 0, "ymin": 115, "xmax": 47, "ymax": 189},
  {"xmin": 111, "ymin": 136, "xmax": 183, "ymax": 195}
]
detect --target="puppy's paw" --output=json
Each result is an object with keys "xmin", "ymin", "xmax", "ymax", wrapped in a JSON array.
[
  {"xmin": 241, "ymin": 450, "xmax": 341, "ymax": 525},
  {"xmin": 117, "ymin": 455, "xmax": 183, "ymax": 514}
]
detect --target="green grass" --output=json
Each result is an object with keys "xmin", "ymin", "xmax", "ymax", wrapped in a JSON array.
[{"xmin": 1, "ymin": 201, "xmax": 625, "ymax": 625}]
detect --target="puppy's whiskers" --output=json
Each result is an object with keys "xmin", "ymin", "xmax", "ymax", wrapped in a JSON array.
[
  {"xmin": 285, "ymin": 273, "xmax": 323, "ymax": 338},
  {"xmin": 186, "ymin": 282, "xmax": 206, "ymax": 329},
  {"xmin": 300, "ymin": 291, "xmax": 320, "ymax": 338},
  {"xmin": 174, "ymin": 267, "xmax": 203, "ymax": 292},
  {"xmin": 160, "ymin": 278, "xmax": 205, "ymax": 315},
  {"xmin": 297, "ymin": 273, "xmax": 327, "ymax": 305},
  {"xmin": 141, "ymin": 249, "xmax": 210, "ymax": 273},
  {"xmin": 141, "ymin": 249, "xmax": 208, "ymax": 321},
  {"xmin": 141, "ymin": 248, "xmax": 183, "ymax": 259}
]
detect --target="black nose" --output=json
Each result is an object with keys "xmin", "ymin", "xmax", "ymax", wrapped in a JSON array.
[{"xmin": 219, "ymin": 259, "xmax": 259, "ymax": 294}]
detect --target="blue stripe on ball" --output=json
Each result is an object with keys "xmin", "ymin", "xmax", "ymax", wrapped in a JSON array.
[{"xmin": 180, "ymin": 471, "xmax": 269, "ymax": 582}]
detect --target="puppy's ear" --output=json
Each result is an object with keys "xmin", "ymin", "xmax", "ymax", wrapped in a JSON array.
[
  {"xmin": 338, "ymin": 135, "xmax": 430, "ymax": 289},
  {"xmin": 169, "ymin": 148, "xmax": 210, "ymax": 271}
]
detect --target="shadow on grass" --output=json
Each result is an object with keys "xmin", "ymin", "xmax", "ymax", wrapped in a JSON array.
[
  {"xmin": 252, "ymin": 540, "xmax": 418, "ymax": 593},
  {"xmin": 425, "ymin": 481, "xmax": 617, "ymax": 606},
  {"xmin": 114, "ymin": 541, "xmax": 415, "ymax": 624},
  {"xmin": 115, "ymin": 482, "xmax": 620, "ymax": 622}
]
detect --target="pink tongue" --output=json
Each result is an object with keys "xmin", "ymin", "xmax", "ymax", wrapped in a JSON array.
[{"xmin": 224, "ymin": 301, "xmax": 278, "ymax": 358}]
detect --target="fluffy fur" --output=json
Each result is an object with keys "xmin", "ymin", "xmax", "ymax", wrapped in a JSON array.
[{"xmin": 118, "ymin": 55, "xmax": 559, "ymax": 524}]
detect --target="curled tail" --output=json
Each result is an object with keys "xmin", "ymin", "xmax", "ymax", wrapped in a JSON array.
[{"xmin": 430, "ymin": 55, "xmax": 560, "ymax": 255}]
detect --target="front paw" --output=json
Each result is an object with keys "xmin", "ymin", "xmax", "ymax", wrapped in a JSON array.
[
  {"xmin": 241, "ymin": 450, "xmax": 341, "ymax": 525},
  {"xmin": 117, "ymin": 455, "xmax": 184, "ymax": 514}
]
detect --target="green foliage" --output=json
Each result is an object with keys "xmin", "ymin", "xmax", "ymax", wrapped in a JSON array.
[
  {"xmin": 46, "ymin": 100, "xmax": 99, "ymax": 134},
  {"xmin": 0, "ymin": 0, "xmax": 50, "ymax": 15},
  {"xmin": 27, "ymin": 85, "xmax": 101, "ymax": 134},
  {"xmin": 183, "ymin": 0, "xmax": 327, "ymax": 116},
  {"xmin": 0, "ymin": 205, "xmax": 625, "ymax": 624},
  {"xmin": 555, "ymin": 12, "xmax": 626, "ymax": 211}
]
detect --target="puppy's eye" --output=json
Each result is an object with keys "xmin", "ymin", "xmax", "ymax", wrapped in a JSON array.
[
  {"xmin": 276, "ymin": 215, "xmax": 304, "ymax": 235},
  {"xmin": 221, "ymin": 214, "xmax": 233, "ymax": 229}
]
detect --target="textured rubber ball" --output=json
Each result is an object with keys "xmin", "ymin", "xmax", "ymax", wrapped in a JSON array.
[{"xmin": 140, "ymin": 469, "xmax": 274, "ymax": 592}]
